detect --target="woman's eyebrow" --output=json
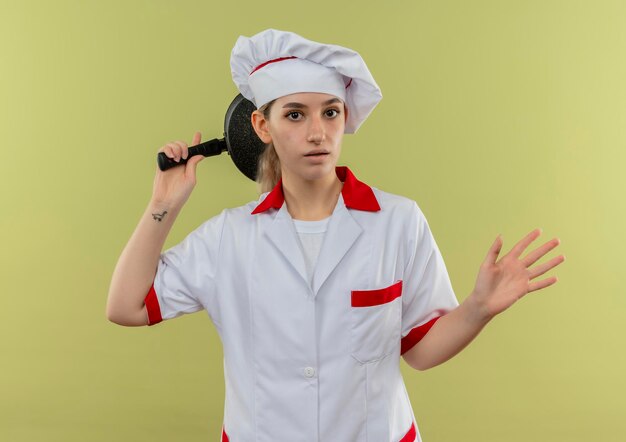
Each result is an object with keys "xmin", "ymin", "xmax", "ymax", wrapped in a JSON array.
[{"xmin": 282, "ymin": 98, "xmax": 342, "ymax": 109}]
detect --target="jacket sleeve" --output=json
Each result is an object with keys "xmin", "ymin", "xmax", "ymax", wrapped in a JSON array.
[
  {"xmin": 400, "ymin": 201, "xmax": 459, "ymax": 355},
  {"xmin": 144, "ymin": 209, "xmax": 227, "ymax": 326}
]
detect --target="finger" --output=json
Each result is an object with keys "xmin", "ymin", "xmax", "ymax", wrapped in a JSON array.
[
  {"xmin": 167, "ymin": 141, "xmax": 182, "ymax": 162},
  {"xmin": 528, "ymin": 276, "xmax": 558, "ymax": 293},
  {"xmin": 192, "ymin": 131, "xmax": 201, "ymax": 147},
  {"xmin": 166, "ymin": 143, "xmax": 182, "ymax": 162},
  {"xmin": 522, "ymin": 237, "xmax": 561, "ymax": 267},
  {"xmin": 528, "ymin": 255, "xmax": 566, "ymax": 280},
  {"xmin": 483, "ymin": 234, "xmax": 503, "ymax": 266},
  {"xmin": 174, "ymin": 141, "xmax": 188, "ymax": 160},
  {"xmin": 508, "ymin": 228, "xmax": 542, "ymax": 259},
  {"xmin": 163, "ymin": 144, "xmax": 177, "ymax": 160},
  {"xmin": 185, "ymin": 153, "xmax": 205, "ymax": 180}
]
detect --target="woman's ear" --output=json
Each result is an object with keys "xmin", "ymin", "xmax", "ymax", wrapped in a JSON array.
[{"xmin": 251, "ymin": 110, "xmax": 272, "ymax": 144}]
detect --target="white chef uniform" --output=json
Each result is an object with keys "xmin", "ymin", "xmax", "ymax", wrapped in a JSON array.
[{"xmin": 144, "ymin": 165, "xmax": 459, "ymax": 441}]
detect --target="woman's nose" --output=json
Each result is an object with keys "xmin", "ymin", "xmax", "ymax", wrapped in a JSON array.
[{"xmin": 307, "ymin": 115, "xmax": 326, "ymax": 144}]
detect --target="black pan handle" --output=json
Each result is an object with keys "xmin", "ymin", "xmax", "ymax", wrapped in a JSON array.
[{"xmin": 157, "ymin": 138, "xmax": 228, "ymax": 171}]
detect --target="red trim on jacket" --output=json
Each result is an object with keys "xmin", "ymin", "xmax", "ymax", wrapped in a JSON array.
[
  {"xmin": 144, "ymin": 283, "xmax": 163, "ymax": 326},
  {"xmin": 400, "ymin": 316, "xmax": 442, "ymax": 355},
  {"xmin": 352, "ymin": 280, "xmax": 403, "ymax": 307},
  {"xmin": 400, "ymin": 421, "xmax": 417, "ymax": 442},
  {"xmin": 251, "ymin": 166, "xmax": 380, "ymax": 214},
  {"xmin": 221, "ymin": 426, "xmax": 229, "ymax": 442}
]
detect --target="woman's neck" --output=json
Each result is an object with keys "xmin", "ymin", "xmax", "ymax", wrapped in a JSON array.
[{"xmin": 281, "ymin": 170, "xmax": 343, "ymax": 221}]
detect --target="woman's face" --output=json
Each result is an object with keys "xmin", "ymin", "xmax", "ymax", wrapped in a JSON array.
[{"xmin": 252, "ymin": 92, "xmax": 348, "ymax": 183}]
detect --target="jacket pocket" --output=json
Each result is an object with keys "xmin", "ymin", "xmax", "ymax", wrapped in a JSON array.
[{"xmin": 350, "ymin": 280, "xmax": 402, "ymax": 364}]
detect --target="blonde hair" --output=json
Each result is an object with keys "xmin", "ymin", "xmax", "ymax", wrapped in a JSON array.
[{"xmin": 255, "ymin": 99, "xmax": 282, "ymax": 194}]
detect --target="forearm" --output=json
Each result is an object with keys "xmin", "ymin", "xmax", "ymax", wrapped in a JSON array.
[
  {"xmin": 106, "ymin": 200, "xmax": 182, "ymax": 323},
  {"xmin": 403, "ymin": 294, "xmax": 493, "ymax": 371}
]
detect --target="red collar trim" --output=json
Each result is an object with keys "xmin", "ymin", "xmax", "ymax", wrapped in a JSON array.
[{"xmin": 251, "ymin": 166, "xmax": 381, "ymax": 215}]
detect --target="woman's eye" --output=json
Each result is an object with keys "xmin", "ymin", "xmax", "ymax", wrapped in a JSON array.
[{"xmin": 285, "ymin": 109, "xmax": 340, "ymax": 120}]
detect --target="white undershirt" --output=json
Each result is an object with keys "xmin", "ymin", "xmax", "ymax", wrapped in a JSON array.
[{"xmin": 292, "ymin": 216, "xmax": 331, "ymax": 288}]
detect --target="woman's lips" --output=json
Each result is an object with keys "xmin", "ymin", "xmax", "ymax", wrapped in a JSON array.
[
  {"xmin": 304, "ymin": 153, "xmax": 329, "ymax": 160},
  {"xmin": 305, "ymin": 149, "xmax": 329, "ymax": 156}
]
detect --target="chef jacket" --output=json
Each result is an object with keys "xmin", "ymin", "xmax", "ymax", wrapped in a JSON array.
[{"xmin": 144, "ymin": 165, "xmax": 459, "ymax": 442}]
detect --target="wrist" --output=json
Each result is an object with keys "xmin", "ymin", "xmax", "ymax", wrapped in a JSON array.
[
  {"xmin": 147, "ymin": 199, "xmax": 183, "ymax": 223},
  {"xmin": 463, "ymin": 292, "xmax": 495, "ymax": 326},
  {"xmin": 149, "ymin": 198, "xmax": 183, "ymax": 213}
]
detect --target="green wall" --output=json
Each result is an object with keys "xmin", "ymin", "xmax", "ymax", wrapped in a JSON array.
[{"xmin": 1, "ymin": 0, "xmax": 624, "ymax": 440}]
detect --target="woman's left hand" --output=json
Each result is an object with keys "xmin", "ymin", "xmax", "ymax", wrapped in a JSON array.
[{"xmin": 470, "ymin": 228, "xmax": 565, "ymax": 321}]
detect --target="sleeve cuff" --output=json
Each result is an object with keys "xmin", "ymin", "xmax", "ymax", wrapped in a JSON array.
[
  {"xmin": 400, "ymin": 316, "xmax": 441, "ymax": 355},
  {"xmin": 144, "ymin": 283, "xmax": 163, "ymax": 326}
]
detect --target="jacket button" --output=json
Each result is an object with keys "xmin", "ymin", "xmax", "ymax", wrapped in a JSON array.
[{"xmin": 303, "ymin": 367, "xmax": 316, "ymax": 378}]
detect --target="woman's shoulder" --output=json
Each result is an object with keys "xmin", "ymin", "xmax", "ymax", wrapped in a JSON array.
[
  {"xmin": 189, "ymin": 197, "xmax": 260, "ymax": 230},
  {"xmin": 208, "ymin": 195, "xmax": 269, "ymax": 225},
  {"xmin": 225, "ymin": 197, "xmax": 263, "ymax": 215},
  {"xmin": 370, "ymin": 186, "xmax": 425, "ymax": 217}
]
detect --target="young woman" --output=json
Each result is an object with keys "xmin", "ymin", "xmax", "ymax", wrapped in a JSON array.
[{"xmin": 107, "ymin": 29, "xmax": 565, "ymax": 442}]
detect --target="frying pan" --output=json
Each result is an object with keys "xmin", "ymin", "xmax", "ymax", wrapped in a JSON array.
[{"xmin": 157, "ymin": 93, "xmax": 266, "ymax": 181}]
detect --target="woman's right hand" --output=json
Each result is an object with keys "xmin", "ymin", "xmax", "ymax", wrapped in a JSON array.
[{"xmin": 151, "ymin": 131, "xmax": 205, "ymax": 210}]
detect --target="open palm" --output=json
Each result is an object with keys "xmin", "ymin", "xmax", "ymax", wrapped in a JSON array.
[{"xmin": 472, "ymin": 228, "xmax": 565, "ymax": 318}]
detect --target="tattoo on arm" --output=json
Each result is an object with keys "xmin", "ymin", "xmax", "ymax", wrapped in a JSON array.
[{"xmin": 152, "ymin": 210, "xmax": 168, "ymax": 222}]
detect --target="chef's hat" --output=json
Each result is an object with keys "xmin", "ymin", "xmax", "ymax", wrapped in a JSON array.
[{"xmin": 230, "ymin": 28, "xmax": 382, "ymax": 134}]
